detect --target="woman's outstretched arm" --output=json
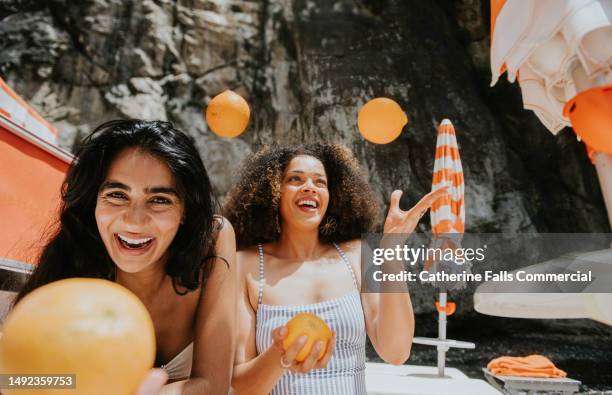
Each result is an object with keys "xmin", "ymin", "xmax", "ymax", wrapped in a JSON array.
[{"xmin": 361, "ymin": 188, "xmax": 449, "ymax": 365}]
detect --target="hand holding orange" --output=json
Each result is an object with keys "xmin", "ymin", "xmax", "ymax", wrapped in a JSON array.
[
  {"xmin": 282, "ymin": 313, "xmax": 333, "ymax": 362},
  {"xmin": 0, "ymin": 278, "xmax": 156, "ymax": 395},
  {"xmin": 205, "ymin": 89, "xmax": 250, "ymax": 138}
]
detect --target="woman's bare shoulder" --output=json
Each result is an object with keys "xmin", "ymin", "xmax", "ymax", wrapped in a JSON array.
[
  {"xmin": 337, "ymin": 239, "xmax": 363, "ymax": 278},
  {"xmin": 236, "ymin": 245, "xmax": 261, "ymax": 278},
  {"xmin": 338, "ymin": 238, "xmax": 362, "ymax": 253},
  {"xmin": 212, "ymin": 215, "xmax": 235, "ymax": 239},
  {"xmin": 237, "ymin": 245, "xmax": 259, "ymax": 261}
]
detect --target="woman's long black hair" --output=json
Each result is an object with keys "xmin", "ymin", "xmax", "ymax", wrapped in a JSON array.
[{"xmin": 15, "ymin": 119, "xmax": 219, "ymax": 303}]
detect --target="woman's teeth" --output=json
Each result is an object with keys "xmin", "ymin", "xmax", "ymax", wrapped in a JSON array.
[
  {"xmin": 117, "ymin": 234, "xmax": 154, "ymax": 249},
  {"xmin": 297, "ymin": 199, "xmax": 318, "ymax": 208}
]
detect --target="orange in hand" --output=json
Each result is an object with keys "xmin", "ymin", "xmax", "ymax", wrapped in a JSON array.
[
  {"xmin": 205, "ymin": 89, "xmax": 250, "ymax": 138},
  {"xmin": 0, "ymin": 278, "xmax": 156, "ymax": 395},
  {"xmin": 283, "ymin": 313, "xmax": 333, "ymax": 362},
  {"xmin": 357, "ymin": 97, "xmax": 408, "ymax": 144}
]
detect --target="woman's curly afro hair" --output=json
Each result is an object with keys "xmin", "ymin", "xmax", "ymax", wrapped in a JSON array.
[{"xmin": 223, "ymin": 143, "xmax": 381, "ymax": 248}]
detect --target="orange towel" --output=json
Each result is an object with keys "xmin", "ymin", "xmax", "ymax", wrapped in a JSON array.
[{"xmin": 487, "ymin": 355, "xmax": 567, "ymax": 378}]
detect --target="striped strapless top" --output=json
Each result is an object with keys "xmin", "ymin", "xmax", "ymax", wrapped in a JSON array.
[{"xmin": 255, "ymin": 242, "xmax": 367, "ymax": 395}]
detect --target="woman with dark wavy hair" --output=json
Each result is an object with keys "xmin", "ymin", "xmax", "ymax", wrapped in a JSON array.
[
  {"xmin": 15, "ymin": 119, "xmax": 236, "ymax": 395},
  {"xmin": 224, "ymin": 143, "xmax": 447, "ymax": 395}
]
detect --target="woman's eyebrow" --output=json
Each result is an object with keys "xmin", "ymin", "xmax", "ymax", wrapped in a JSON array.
[
  {"xmin": 99, "ymin": 181, "xmax": 178, "ymax": 196},
  {"xmin": 145, "ymin": 186, "xmax": 179, "ymax": 196},
  {"xmin": 100, "ymin": 181, "xmax": 129, "ymax": 191},
  {"xmin": 288, "ymin": 170, "xmax": 326, "ymax": 177}
]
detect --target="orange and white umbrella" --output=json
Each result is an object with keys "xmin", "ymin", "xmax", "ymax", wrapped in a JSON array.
[
  {"xmin": 483, "ymin": 1, "xmax": 612, "ymax": 324},
  {"xmin": 490, "ymin": 0, "xmax": 612, "ymax": 134},
  {"xmin": 412, "ymin": 119, "xmax": 474, "ymax": 377},
  {"xmin": 0, "ymin": 78, "xmax": 59, "ymax": 145},
  {"xmin": 0, "ymin": 77, "xmax": 71, "ymax": 272},
  {"xmin": 426, "ymin": 118, "xmax": 467, "ymax": 287},
  {"xmin": 490, "ymin": 0, "xmax": 612, "ymax": 227},
  {"xmin": 423, "ymin": 118, "xmax": 467, "ymax": 291},
  {"xmin": 431, "ymin": 119, "xmax": 465, "ymax": 235}
]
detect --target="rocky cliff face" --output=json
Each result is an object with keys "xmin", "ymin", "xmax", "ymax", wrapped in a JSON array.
[{"xmin": 1, "ymin": 0, "xmax": 609, "ymax": 310}]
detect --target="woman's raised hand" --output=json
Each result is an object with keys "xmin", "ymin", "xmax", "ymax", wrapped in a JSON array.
[
  {"xmin": 383, "ymin": 188, "xmax": 449, "ymax": 234},
  {"xmin": 271, "ymin": 326, "xmax": 337, "ymax": 374}
]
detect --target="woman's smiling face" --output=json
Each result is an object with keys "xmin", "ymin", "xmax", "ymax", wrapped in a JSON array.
[
  {"xmin": 279, "ymin": 155, "xmax": 330, "ymax": 232},
  {"xmin": 95, "ymin": 147, "xmax": 184, "ymax": 273}
]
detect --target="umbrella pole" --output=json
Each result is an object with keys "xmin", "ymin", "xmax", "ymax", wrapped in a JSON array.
[
  {"xmin": 593, "ymin": 152, "xmax": 612, "ymax": 231},
  {"xmin": 437, "ymin": 291, "xmax": 447, "ymax": 377}
]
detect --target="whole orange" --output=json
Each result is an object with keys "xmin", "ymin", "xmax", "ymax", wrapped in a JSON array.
[
  {"xmin": 282, "ymin": 313, "xmax": 332, "ymax": 362},
  {"xmin": 357, "ymin": 97, "xmax": 408, "ymax": 144},
  {"xmin": 0, "ymin": 278, "xmax": 156, "ymax": 395},
  {"xmin": 205, "ymin": 89, "xmax": 250, "ymax": 138}
]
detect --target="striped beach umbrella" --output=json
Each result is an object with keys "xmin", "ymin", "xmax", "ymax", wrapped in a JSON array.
[
  {"xmin": 427, "ymin": 118, "xmax": 467, "ymax": 301},
  {"xmin": 412, "ymin": 119, "xmax": 475, "ymax": 377},
  {"xmin": 431, "ymin": 119, "xmax": 465, "ymax": 235}
]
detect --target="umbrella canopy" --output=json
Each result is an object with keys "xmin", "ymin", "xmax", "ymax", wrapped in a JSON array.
[
  {"xmin": 427, "ymin": 119, "xmax": 468, "ymax": 288},
  {"xmin": 474, "ymin": 248, "xmax": 612, "ymax": 325},
  {"xmin": 485, "ymin": 1, "xmax": 612, "ymax": 324},
  {"xmin": 412, "ymin": 119, "xmax": 475, "ymax": 377},
  {"xmin": 490, "ymin": 0, "xmax": 612, "ymax": 134},
  {"xmin": 431, "ymin": 119, "xmax": 465, "ymax": 235},
  {"xmin": 0, "ymin": 78, "xmax": 59, "ymax": 145},
  {"xmin": 0, "ymin": 78, "xmax": 71, "ymax": 272}
]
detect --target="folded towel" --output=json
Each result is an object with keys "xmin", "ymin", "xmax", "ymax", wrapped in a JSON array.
[{"xmin": 487, "ymin": 355, "xmax": 567, "ymax": 378}]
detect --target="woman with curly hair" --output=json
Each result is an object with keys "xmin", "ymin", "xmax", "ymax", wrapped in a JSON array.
[
  {"xmin": 14, "ymin": 119, "xmax": 237, "ymax": 395},
  {"xmin": 224, "ymin": 143, "xmax": 447, "ymax": 395}
]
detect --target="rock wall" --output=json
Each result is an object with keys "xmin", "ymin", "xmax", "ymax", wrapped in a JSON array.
[{"xmin": 1, "ymin": 0, "xmax": 609, "ymax": 311}]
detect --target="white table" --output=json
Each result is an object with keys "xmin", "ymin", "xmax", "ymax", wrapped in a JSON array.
[{"xmin": 366, "ymin": 362, "xmax": 501, "ymax": 395}]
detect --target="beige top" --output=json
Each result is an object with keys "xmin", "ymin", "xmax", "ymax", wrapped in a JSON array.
[{"xmin": 160, "ymin": 342, "xmax": 193, "ymax": 381}]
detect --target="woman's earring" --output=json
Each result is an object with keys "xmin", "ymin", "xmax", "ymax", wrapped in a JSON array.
[
  {"xmin": 319, "ymin": 216, "xmax": 337, "ymax": 236},
  {"xmin": 275, "ymin": 214, "xmax": 282, "ymax": 235}
]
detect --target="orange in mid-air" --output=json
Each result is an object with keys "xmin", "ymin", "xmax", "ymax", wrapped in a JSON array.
[
  {"xmin": 357, "ymin": 97, "xmax": 408, "ymax": 144},
  {"xmin": 205, "ymin": 89, "xmax": 250, "ymax": 138},
  {"xmin": 283, "ymin": 312, "xmax": 333, "ymax": 362},
  {"xmin": 0, "ymin": 278, "xmax": 156, "ymax": 395}
]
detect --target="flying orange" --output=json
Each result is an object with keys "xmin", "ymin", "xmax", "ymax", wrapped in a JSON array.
[
  {"xmin": 357, "ymin": 97, "xmax": 408, "ymax": 144},
  {"xmin": 205, "ymin": 90, "xmax": 250, "ymax": 138}
]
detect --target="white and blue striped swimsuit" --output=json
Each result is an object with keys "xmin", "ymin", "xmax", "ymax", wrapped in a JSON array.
[{"xmin": 255, "ymin": 242, "xmax": 367, "ymax": 395}]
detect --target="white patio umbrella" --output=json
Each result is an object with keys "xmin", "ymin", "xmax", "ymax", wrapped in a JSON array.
[
  {"xmin": 474, "ymin": 248, "xmax": 612, "ymax": 325},
  {"xmin": 480, "ymin": 0, "xmax": 612, "ymax": 325},
  {"xmin": 490, "ymin": 0, "xmax": 612, "ymax": 226}
]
